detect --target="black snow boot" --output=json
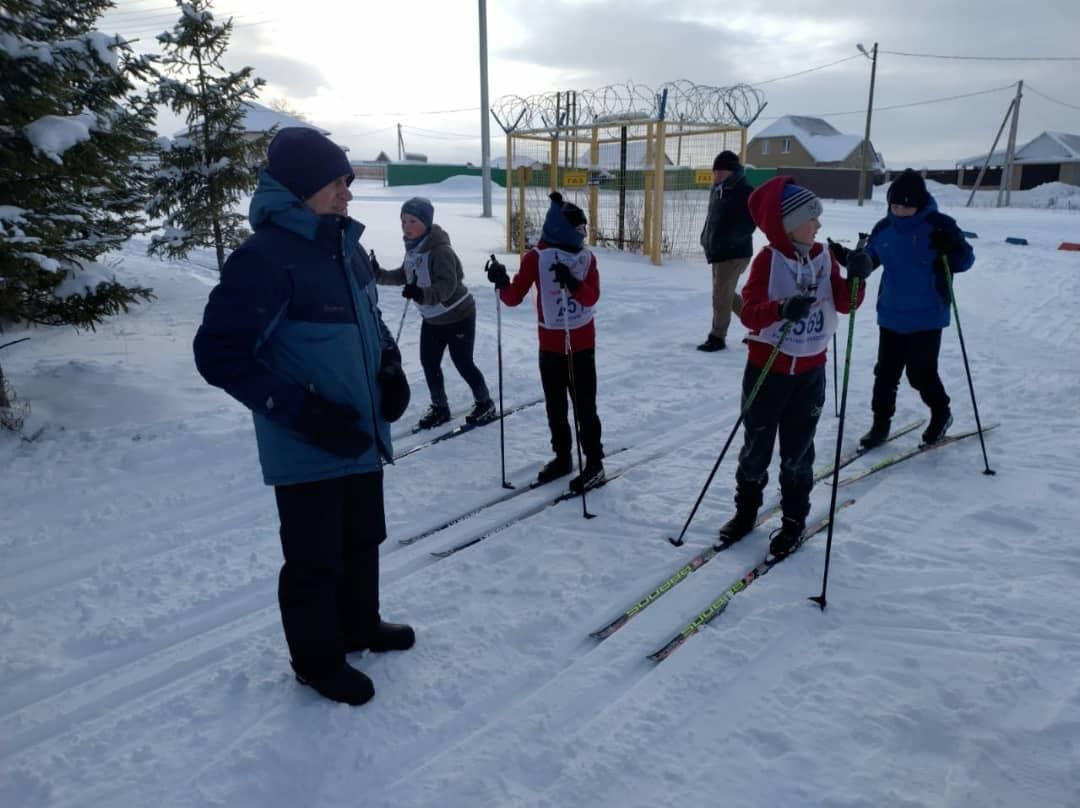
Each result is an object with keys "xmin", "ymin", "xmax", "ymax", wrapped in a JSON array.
[
  {"xmin": 569, "ymin": 458, "xmax": 605, "ymax": 494},
  {"xmin": 714, "ymin": 509, "xmax": 758, "ymax": 549},
  {"xmin": 536, "ymin": 454, "xmax": 573, "ymax": 485},
  {"xmin": 859, "ymin": 416, "xmax": 891, "ymax": 449},
  {"xmin": 295, "ymin": 662, "xmax": 375, "ymax": 706},
  {"xmin": 922, "ymin": 408, "xmax": 953, "ymax": 445},
  {"xmin": 696, "ymin": 334, "xmax": 726, "ymax": 352},
  {"xmin": 347, "ymin": 620, "xmax": 415, "ymax": 654},
  {"xmin": 767, "ymin": 517, "xmax": 805, "ymax": 561},
  {"xmin": 416, "ymin": 403, "xmax": 451, "ymax": 430},
  {"xmin": 465, "ymin": 399, "xmax": 496, "ymax": 426}
]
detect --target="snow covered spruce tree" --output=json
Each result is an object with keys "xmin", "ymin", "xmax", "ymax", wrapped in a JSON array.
[
  {"xmin": 148, "ymin": 0, "xmax": 269, "ymax": 271},
  {"xmin": 0, "ymin": 0, "xmax": 157, "ymax": 331},
  {"xmin": 0, "ymin": 0, "xmax": 158, "ymax": 426}
]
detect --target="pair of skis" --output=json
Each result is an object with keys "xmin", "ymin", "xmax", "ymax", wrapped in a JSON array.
[
  {"xmin": 589, "ymin": 418, "xmax": 923, "ymax": 642},
  {"xmin": 593, "ymin": 419, "xmax": 998, "ymax": 660},
  {"xmin": 393, "ymin": 397, "xmax": 543, "ymax": 461}
]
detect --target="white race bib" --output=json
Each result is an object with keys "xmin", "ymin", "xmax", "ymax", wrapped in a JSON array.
[
  {"xmin": 403, "ymin": 248, "xmax": 465, "ymax": 320},
  {"xmin": 748, "ymin": 247, "xmax": 838, "ymax": 357},
  {"xmin": 536, "ymin": 247, "xmax": 594, "ymax": 330}
]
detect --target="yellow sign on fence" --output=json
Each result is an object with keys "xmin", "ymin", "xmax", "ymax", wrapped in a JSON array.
[
  {"xmin": 564, "ymin": 171, "xmax": 588, "ymax": 187},
  {"xmin": 695, "ymin": 169, "xmax": 714, "ymax": 186}
]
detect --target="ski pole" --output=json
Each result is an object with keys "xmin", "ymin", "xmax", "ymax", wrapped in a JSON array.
[
  {"xmin": 395, "ymin": 300, "xmax": 410, "ymax": 344},
  {"xmin": 667, "ymin": 319, "xmax": 795, "ymax": 547},
  {"xmin": 810, "ymin": 234, "xmax": 868, "ymax": 610},
  {"xmin": 489, "ymin": 258, "xmax": 514, "ymax": 491},
  {"xmin": 832, "ymin": 332, "xmax": 839, "ymax": 417},
  {"xmin": 561, "ymin": 283, "xmax": 595, "ymax": 520},
  {"xmin": 942, "ymin": 255, "xmax": 995, "ymax": 476}
]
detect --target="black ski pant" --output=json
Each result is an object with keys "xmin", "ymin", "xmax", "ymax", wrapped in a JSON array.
[
  {"xmin": 870, "ymin": 327, "xmax": 949, "ymax": 419},
  {"xmin": 733, "ymin": 363, "xmax": 825, "ymax": 525},
  {"xmin": 420, "ymin": 311, "xmax": 490, "ymax": 408},
  {"xmin": 538, "ymin": 348, "xmax": 603, "ymax": 463},
  {"xmin": 273, "ymin": 471, "xmax": 386, "ymax": 677}
]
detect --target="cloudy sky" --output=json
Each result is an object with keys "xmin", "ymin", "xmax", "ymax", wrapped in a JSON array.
[{"xmin": 103, "ymin": 0, "xmax": 1080, "ymax": 169}]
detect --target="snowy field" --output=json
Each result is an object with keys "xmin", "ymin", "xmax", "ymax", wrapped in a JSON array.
[{"xmin": 2, "ymin": 176, "xmax": 1079, "ymax": 807}]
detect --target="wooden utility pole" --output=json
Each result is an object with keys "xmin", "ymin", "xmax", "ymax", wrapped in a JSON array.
[
  {"xmin": 998, "ymin": 80, "xmax": 1023, "ymax": 208},
  {"xmin": 856, "ymin": 42, "xmax": 878, "ymax": 207}
]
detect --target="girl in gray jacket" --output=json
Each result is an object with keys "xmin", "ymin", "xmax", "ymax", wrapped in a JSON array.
[{"xmin": 376, "ymin": 197, "xmax": 494, "ymax": 429}]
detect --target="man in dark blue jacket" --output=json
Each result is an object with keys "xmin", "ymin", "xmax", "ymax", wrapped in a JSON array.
[
  {"xmin": 830, "ymin": 169, "xmax": 975, "ymax": 448},
  {"xmin": 697, "ymin": 150, "xmax": 756, "ymax": 352},
  {"xmin": 193, "ymin": 127, "xmax": 413, "ymax": 706}
]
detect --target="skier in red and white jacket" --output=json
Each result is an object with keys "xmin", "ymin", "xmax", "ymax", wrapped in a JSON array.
[
  {"xmin": 486, "ymin": 192, "xmax": 604, "ymax": 493},
  {"xmin": 716, "ymin": 175, "xmax": 867, "ymax": 560}
]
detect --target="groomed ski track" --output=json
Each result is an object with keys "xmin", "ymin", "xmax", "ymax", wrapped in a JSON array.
[{"xmin": 3, "ymin": 197, "xmax": 1075, "ymax": 808}]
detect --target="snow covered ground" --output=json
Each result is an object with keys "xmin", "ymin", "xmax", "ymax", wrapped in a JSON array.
[{"xmin": 2, "ymin": 176, "xmax": 1079, "ymax": 807}]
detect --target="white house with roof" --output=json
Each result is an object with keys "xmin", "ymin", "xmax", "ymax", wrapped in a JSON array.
[
  {"xmin": 747, "ymin": 115, "xmax": 884, "ymax": 172},
  {"xmin": 172, "ymin": 101, "xmax": 330, "ymax": 142},
  {"xmin": 957, "ymin": 131, "xmax": 1080, "ymax": 188}
]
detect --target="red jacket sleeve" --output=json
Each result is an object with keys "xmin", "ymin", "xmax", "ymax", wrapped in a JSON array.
[
  {"xmin": 829, "ymin": 256, "xmax": 866, "ymax": 314},
  {"xmin": 739, "ymin": 250, "xmax": 782, "ymax": 330},
  {"xmin": 499, "ymin": 251, "xmax": 538, "ymax": 306},
  {"xmin": 569, "ymin": 254, "xmax": 599, "ymax": 306}
]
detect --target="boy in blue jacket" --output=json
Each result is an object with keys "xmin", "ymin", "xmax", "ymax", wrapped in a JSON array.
[{"xmin": 830, "ymin": 169, "xmax": 974, "ymax": 447}]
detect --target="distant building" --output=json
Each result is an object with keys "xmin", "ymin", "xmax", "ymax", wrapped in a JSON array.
[
  {"xmin": 957, "ymin": 131, "xmax": 1080, "ymax": 189},
  {"xmin": 747, "ymin": 115, "xmax": 884, "ymax": 172},
  {"xmin": 173, "ymin": 101, "xmax": 330, "ymax": 143}
]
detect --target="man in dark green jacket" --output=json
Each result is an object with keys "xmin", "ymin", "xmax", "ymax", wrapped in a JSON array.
[{"xmin": 698, "ymin": 150, "xmax": 756, "ymax": 352}]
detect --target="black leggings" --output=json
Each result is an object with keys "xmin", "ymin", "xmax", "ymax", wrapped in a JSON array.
[{"xmin": 419, "ymin": 311, "xmax": 490, "ymax": 407}]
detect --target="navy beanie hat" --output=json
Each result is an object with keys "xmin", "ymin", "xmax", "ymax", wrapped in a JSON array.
[
  {"xmin": 712, "ymin": 150, "xmax": 740, "ymax": 171},
  {"xmin": 780, "ymin": 182, "xmax": 823, "ymax": 233},
  {"xmin": 266, "ymin": 127, "xmax": 354, "ymax": 201},
  {"xmin": 401, "ymin": 197, "xmax": 435, "ymax": 231},
  {"xmin": 541, "ymin": 192, "xmax": 586, "ymax": 248},
  {"xmin": 887, "ymin": 168, "xmax": 930, "ymax": 209}
]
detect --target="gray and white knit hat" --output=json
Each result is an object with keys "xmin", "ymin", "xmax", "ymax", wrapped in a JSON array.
[{"xmin": 780, "ymin": 183, "xmax": 823, "ymax": 233}]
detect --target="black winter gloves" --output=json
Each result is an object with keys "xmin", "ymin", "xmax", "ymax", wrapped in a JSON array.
[
  {"xmin": 401, "ymin": 283, "xmax": 424, "ymax": 303},
  {"xmin": 486, "ymin": 256, "xmax": 510, "ymax": 290},
  {"xmin": 368, "ymin": 250, "xmax": 380, "ymax": 272},
  {"xmin": 779, "ymin": 295, "xmax": 815, "ymax": 322},
  {"xmin": 929, "ymin": 228, "xmax": 960, "ymax": 254},
  {"xmin": 551, "ymin": 259, "xmax": 580, "ymax": 291},
  {"xmin": 827, "ymin": 238, "xmax": 850, "ymax": 266},
  {"xmin": 295, "ymin": 392, "xmax": 372, "ymax": 457},
  {"xmin": 378, "ymin": 351, "xmax": 410, "ymax": 423},
  {"xmin": 845, "ymin": 250, "xmax": 874, "ymax": 281}
]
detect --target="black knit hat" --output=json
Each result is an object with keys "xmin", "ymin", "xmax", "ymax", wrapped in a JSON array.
[
  {"xmin": 267, "ymin": 127, "xmax": 354, "ymax": 201},
  {"xmin": 887, "ymin": 169, "xmax": 929, "ymax": 209},
  {"xmin": 712, "ymin": 150, "xmax": 740, "ymax": 171}
]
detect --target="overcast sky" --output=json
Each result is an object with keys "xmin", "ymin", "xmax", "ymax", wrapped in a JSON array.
[{"xmin": 103, "ymin": 0, "xmax": 1080, "ymax": 169}]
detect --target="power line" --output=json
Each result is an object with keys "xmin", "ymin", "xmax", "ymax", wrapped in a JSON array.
[
  {"xmin": 750, "ymin": 54, "xmax": 861, "ymax": 87},
  {"xmin": 337, "ymin": 105, "xmax": 480, "ymax": 119},
  {"xmin": 402, "ymin": 125, "xmax": 478, "ymax": 140},
  {"xmin": 880, "ymin": 49, "xmax": 1080, "ymax": 62},
  {"xmin": 1025, "ymin": 84, "xmax": 1080, "ymax": 112},
  {"xmin": 758, "ymin": 83, "xmax": 1014, "ymax": 122}
]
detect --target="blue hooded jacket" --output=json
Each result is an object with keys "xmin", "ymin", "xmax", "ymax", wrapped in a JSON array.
[
  {"xmin": 193, "ymin": 171, "xmax": 397, "ymax": 485},
  {"xmin": 865, "ymin": 194, "xmax": 974, "ymax": 333}
]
